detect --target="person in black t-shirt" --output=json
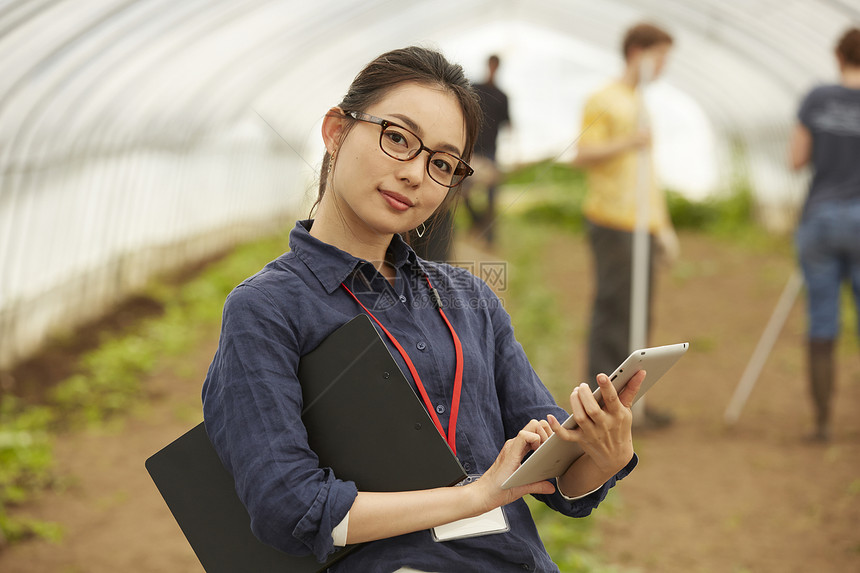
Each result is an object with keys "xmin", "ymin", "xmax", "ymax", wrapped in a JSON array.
[{"xmin": 463, "ymin": 54, "xmax": 510, "ymax": 246}]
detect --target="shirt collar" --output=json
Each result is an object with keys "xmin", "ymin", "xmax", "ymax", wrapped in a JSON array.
[{"xmin": 289, "ymin": 220, "xmax": 422, "ymax": 294}]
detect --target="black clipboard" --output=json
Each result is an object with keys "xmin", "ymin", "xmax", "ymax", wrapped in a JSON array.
[{"xmin": 146, "ymin": 314, "xmax": 467, "ymax": 573}]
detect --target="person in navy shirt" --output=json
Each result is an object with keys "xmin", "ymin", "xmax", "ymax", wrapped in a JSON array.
[
  {"xmin": 202, "ymin": 46, "xmax": 643, "ymax": 573},
  {"xmin": 790, "ymin": 27, "xmax": 860, "ymax": 442}
]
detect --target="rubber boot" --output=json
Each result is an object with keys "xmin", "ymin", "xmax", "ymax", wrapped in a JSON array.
[{"xmin": 808, "ymin": 338, "xmax": 835, "ymax": 442}]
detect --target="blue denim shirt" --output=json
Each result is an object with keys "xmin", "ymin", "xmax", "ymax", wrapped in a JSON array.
[{"xmin": 202, "ymin": 220, "xmax": 637, "ymax": 573}]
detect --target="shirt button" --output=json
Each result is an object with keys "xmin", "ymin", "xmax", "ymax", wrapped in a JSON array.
[
  {"xmin": 416, "ymin": 341, "xmax": 426, "ymax": 350},
  {"xmin": 399, "ymin": 294, "xmax": 407, "ymax": 303},
  {"xmin": 463, "ymin": 462, "xmax": 471, "ymax": 472},
  {"xmin": 520, "ymin": 564, "xmax": 532, "ymax": 571},
  {"xmin": 436, "ymin": 404, "xmax": 445, "ymax": 414}
]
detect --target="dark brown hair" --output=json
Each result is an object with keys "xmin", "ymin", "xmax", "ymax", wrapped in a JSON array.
[
  {"xmin": 836, "ymin": 27, "xmax": 860, "ymax": 67},
  {"xmin": 311, "ymin": 46, "xmax": 482, "ymax": 244},
  {"xmin": 622, "ymin": 22, "xmax": 674, "ymax": 60}
]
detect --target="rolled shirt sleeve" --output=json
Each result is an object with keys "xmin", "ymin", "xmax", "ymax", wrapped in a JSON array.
[{"xmin": 202, "ymin": 284, "xmax": 358, "ymax": 561}]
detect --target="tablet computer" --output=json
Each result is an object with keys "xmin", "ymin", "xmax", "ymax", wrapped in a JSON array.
[{"xmin": 501, "ymin": 342, "xmax": 688, "ymax": 490}]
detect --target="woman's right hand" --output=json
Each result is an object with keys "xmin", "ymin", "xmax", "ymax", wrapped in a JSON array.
[
  {"xmin": 348, "ymin": 419, "xmax": 556, "ymax": 543},
  {"xmin": 468, "ymin": 419, "xmax": 557, "ymax": 513},
  {"xmin": 631, "ymin": 128, "xmax": 653, "ymax": 150}
]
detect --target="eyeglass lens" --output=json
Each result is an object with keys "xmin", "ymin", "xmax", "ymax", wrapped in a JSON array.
[{"xmin": 379, "ymin": 124, "xmax": 466, "ymax": 187}]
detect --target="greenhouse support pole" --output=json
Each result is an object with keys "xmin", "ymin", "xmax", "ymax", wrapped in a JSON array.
[
  {"xmin": 724, "ymin": 270, "xmax": 803, "ymax": 425},
  {"xmin": 629, "ymin": 58, "xmax": 654, "ymax": 424}
]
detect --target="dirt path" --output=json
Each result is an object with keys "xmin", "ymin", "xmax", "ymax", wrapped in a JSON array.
[
  {"xmin": 0, "ymin": 342, "xmax": 216, "ymax": 573},
  {"xmin": 0, "ymin": 231, "xmax": 857, "ymax": 573}
]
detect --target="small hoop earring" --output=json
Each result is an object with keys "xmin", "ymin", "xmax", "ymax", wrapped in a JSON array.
[{"xmin": 415, "ymin": 222, "xmax": 427, "ymax": 238}]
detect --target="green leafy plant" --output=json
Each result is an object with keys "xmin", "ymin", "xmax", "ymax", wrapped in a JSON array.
[
  {"xmin": 0, "ymin": 398, "xmax": 58, "ymax": 543},
  {"xmin": 497, "ymin": 159, "xmax": 767, "ymax": 242},
  {"xmin": 0, "ymin": 229, "xmax": 292, "ymax": 545},
  {"xmin": 497, "ymin": 161, "xmax": 588, "ymax": 233}
]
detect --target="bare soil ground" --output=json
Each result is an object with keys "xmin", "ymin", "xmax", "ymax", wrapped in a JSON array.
[
  {"xmin": 539, "ymin": 231, "xmax": 860, "ymax": 573},
  {"xmin": 0, "ymin": 230, "xmax": 857, "ymax": 573}
]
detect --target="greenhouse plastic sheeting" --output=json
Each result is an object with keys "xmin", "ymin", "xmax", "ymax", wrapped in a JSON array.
[{"xmin": 1, "ymin": 0, "xmax": 857, "ymax": 367}]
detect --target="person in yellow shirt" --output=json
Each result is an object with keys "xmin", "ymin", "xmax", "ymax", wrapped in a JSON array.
[{"xmin": 573, "ymin": 22, "xmax": 678, "ymax": 427}]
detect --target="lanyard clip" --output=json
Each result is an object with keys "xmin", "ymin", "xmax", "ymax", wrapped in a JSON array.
[{"xmin": 429, "ymin": 287, "xmax": 443, "ymax": 309}]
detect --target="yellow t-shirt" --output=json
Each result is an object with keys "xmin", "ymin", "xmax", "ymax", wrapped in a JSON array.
[{"xmin": 578, "ymin": 81, "xmax": 668, "ymax": 233}]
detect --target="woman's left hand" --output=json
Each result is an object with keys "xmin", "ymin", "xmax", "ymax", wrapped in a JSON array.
[{"xmin": 547, "ymin": 371, "xmax": 644, "ymax": 476}]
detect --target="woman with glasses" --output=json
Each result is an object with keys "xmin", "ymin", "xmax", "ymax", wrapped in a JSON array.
[{"xmin": 202, "ymin": 46, "xmax": 642, "ymax": 572}]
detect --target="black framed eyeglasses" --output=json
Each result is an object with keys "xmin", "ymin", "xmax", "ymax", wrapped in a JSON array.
[{"xmin": 344, "ymin": 110, "xmax": 474, "ymax": 188}]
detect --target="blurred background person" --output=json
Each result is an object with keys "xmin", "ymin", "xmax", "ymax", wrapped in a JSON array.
[
  {"xmin": 462, "ymin": 54, "xmax": 510, "ymax": 247},
  {"xmin": 789, "ymin": 26, "xmax": 860, "ymax": 443},
  {"xmin": 572, "ymin": 22, "xmax": 679, "ymax": 428},
  {"xmin": 413, "ymin": 54, "xmax": 510, "ymax": 260}
]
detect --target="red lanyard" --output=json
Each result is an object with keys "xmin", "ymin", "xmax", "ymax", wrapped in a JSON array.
[{"xmin": 341, "ymin": 275, "xmax": 463, "ymax": 456}]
